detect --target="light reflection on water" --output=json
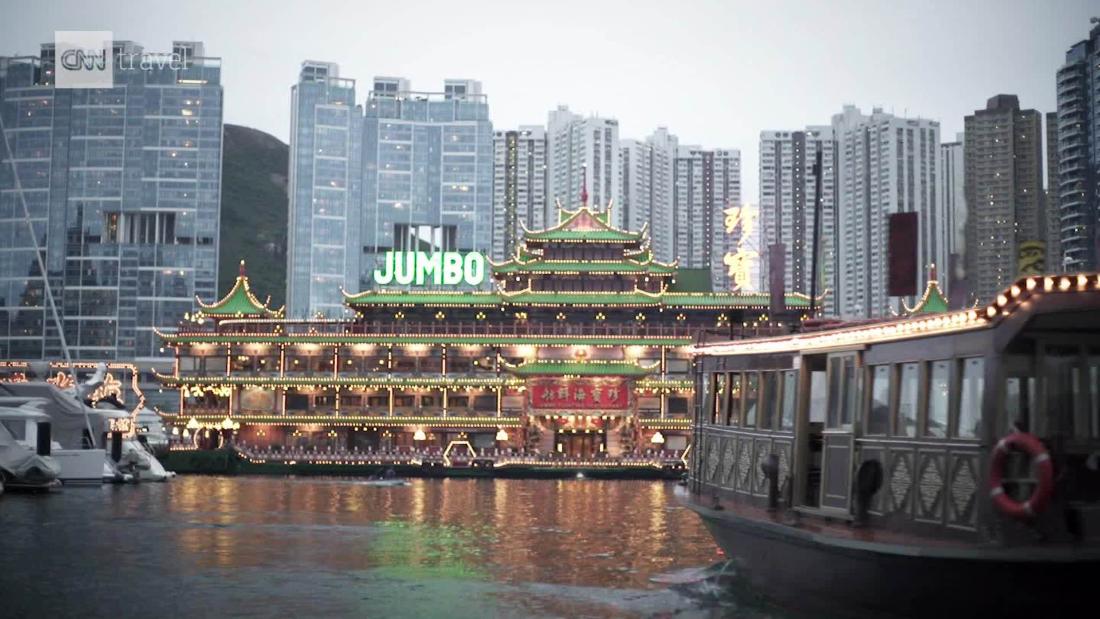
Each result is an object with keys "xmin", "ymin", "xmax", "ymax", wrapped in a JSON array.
[{"xmin": 0, "ymin": 477, "xmax": 782, "ymax": 618}]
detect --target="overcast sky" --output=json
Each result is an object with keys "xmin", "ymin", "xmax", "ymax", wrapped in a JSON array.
[{"xmin": 1, "ymin": 0, "xmax": 1096, "ymax": 198}]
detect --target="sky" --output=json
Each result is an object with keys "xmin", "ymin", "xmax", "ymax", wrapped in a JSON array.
[{"xmin": 1, "ymin": 0, "xmax": 1096, "ymax": 199}]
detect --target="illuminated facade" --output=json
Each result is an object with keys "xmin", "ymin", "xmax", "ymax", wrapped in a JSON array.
[{"xmin": 157, "ymin": 200, "xmax": 810, "ymax": 459}]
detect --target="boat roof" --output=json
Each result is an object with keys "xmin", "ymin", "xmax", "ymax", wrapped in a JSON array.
[
  {"xmin": 693, "ymin": 273, "xmax": 1100, "ymax": 357},
  {"xmin": 0, "ymin": 402, "xmax": 50, "ymax": 422}
]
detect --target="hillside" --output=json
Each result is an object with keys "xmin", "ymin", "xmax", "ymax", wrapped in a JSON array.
[{"xmin": 219, "ymin": 124, "xmax": 288, "ymax": 307}]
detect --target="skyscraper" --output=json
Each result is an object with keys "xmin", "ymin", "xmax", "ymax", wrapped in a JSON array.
[
  {"xmin": 286, "ymin": 61, "xmax": 361, "ymax": 318},
  {"xmin": 0, "ymin": 40, "xmax": 223, "ymax": 360},
  {"xmin": 758, "ymin": 127, "xmax": 837, "ymax": 313},
  {"xmin": 963, "ymin": 95, "xmax": 1044, "ymax": 305},
  {"xmin": 547, "ymin": 106, "xmax": 621, "ymax": 224},
  {"xmin": 620, "ymin": 128, "xmax": 678, "ymax": 262},
  {"xmin": 832, "ymin": 105, "xmax": 943, "ymax": 318},
  {"xmin": 672, "ymin": 146, "xmax": 743, "ymax": 291},
  {"xmin": 361, "ymin": 78, "xmax": 493, "ymax": 288},
  {"xmin": 1045, "ymin": 111, "xmax": 1061, "ymax": 270},
  {"xmin": 1055, "ymin": 21, "xmax": 1100, "ymax": 271},
  {"xmin": 491, "ymin": 126, "xmax": 546, "ymax": 260},
  {"xmin": 938, "ymin": 135, "xmax": 966, "ymax": 301}
]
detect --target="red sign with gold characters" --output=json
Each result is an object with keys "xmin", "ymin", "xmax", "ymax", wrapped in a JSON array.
[{"xmin": 530, "ymin": 379, "xmax": 629, "ymax": 410}]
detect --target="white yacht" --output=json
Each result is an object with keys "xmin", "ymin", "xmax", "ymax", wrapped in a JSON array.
[
  {"xmin": 0, "ymin": 365, "xmax": 173, "ymax": 483},
  {"xmin": 0, "ymin": 402, "xmax": 61, "ymax": 490}
]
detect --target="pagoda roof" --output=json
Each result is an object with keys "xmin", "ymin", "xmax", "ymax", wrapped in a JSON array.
[
  {"xmin": 195, "ymin": 261, "xmax": 282, "ymax": 318},
  {"xmin": 522, "ymin": 205, "xmax": 642, "ymax": 243},
  {"xmin": 503, "ymin": 359, "xmax": 659, "ymax": 377},
  {"xmin": 904, "ymin": 268, "xmax": 950, "ymax": 315},
  {"xmin": 342, "ymin": 288, "xmax": 811, "ymax": 309},
  {"xmin": 491, "ymin": 257, "xmax": 677, "ymax": 276},
  {"xmin": 342, "ymin": 290, "xmax": 503, "ymax": 306}
]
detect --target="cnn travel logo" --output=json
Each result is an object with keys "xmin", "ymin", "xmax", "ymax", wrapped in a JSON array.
[
  {"xmin": 55, "ymin": 31, "xmax": 189, "ymax": 89},
  {"xmin": 55, "ymin": 31, "xmax": 113, "ymax": 89}
]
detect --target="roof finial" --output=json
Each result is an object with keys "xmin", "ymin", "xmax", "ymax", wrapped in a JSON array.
[
  {"xmin": 239, "ymin": 259, "xmax": 247, "ymax": 278},
  {"xmin": 929, "ymin": 262, "xmax": 937, "ymax": 282},
  {"xmin": 580, "ymin": 165, "xmax": 588, "ymax": 207}
]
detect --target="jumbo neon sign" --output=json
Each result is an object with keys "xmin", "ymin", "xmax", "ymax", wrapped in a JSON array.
[{"xmin": 372, "ymin": 251, "xmax": 486, "ymax": 286}]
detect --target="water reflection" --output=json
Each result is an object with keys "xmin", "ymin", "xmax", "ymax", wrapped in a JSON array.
[{"xmin": 0, "ymin": 477, "xmax": 773, "ymax": 618}]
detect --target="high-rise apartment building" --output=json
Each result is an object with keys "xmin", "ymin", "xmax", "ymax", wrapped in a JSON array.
[
  {"xmin": 938, "ymin": 136, "xmax": 966, "ymax": 299},
  {"xmin": 0, "ymin": 40, "xmax": 223, "ymax": 360},
  {"xmin": 1055, "ymin": 22, "xmax": 1100, "ymax": 271},
  {"xmin": 1045, "ymin": 111, "xmax": 1061, "ymax": 270},
  {"xmin": 758, "ymin": 127, "xmax": 837, "ymax": 313},
  {"xmin": 963, "ymin": 95, "xmax": 1044, "ymax": 305},
  {"xmin": 286, "ymin": 61, "xmax": 361, "ymax": 318},
  {"xmin": 361, "ymin": 78, "xmax": 493, "ymax": 288},
  {"xmin": 547, "ymin": 106, "xmax": 621, "ymax": 225},
  {"xmin": 491, "ymin": 126, "xmax": 546, "ymax": 260},
  {"xmin": 621, "ymin": 128, "xmax": 678, "ymax": 262},
  {"xmin": 832, "ymin": 105, "xmax": 943, "ymax": 318},
  {"xmin": 672, "ymin": 146, "xmax": 743, "ymax": 291}
]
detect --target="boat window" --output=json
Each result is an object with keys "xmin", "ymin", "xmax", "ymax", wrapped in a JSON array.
[
  {"xmin": 761, "ymin": 372, "xmax": 778, "ymax": 430},
  {"xmin": 1090, "ymin": 357, "xmax": 1100, "ymax": 438},
  {"xmin": 1005, "ymin": 376, "xmax": 1036, "ymax": 433},
  {"xmin": 956, "ymin": 358, "xmax": 985, "ymax": 439},
  {"xmin": 710, "ymin": 373, "xmax": 726, "ymax": 425},
  {"xmin": 842, "ymin": 357, "xmax": 859, "ymax": 428},
  {"xmin": 781, "ymin": 370, "xmax": 797, "ymax": 431},
  {"xmin": 867, "ymin": 365, "xmax": 891, "ymax": 435},
  {"xmin": 925, "ymin": 360, "xmax": 950, "ymax": 438},
  {"xmin": 827, "ymin": 357, "xmax": 843, "ymax": 428},
  {"xmin": 1042, "ymin": 346, "xmax": 1083, "ymax": 438},
  {"xmin": 809, "ymin": 370, "xmax": 827, "ymax": 424},
  {"xmin": 728, "ymin": 374, "xmax": 743, "ymax": 426},
  {"xmin": 744, "ymin": 373, "xmax": 760, "ymax": 428},
  {"xmin": 896, "ymin": 362, "xmax": 919, "ymax": 437}
]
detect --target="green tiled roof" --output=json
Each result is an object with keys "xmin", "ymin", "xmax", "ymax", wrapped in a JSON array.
[
  {"xmin": 196, "ymin": 261, "xmax": 281, "ymax": 317},
  {"xmin": 343, "ymin": 291, "xmax": 503, "ymax": 306},
  {"xmin": 500, "ymin": 291, "xmax": 663, "ymax": 306},
  {"xmin": 506, "ymin": 360, "xmax": 657, "ymax": 377},
  {"xmin": 522, "ymin": 206, "xmax": 642, "ymax": 243},
  {"xmin": 492, "ymin": 259, "xmax": 676, "ymax": 275},
  {"xmin": 635, "ymin": 377, "xmax": 694, "ymax": 390},
  {"xmin": 160, "ymin": 333, "xmax": 694, "ymax": 347},
  {"xmin": 662, "ymin": 292, "xmax": 811, "ymax": 308},
  {"xmin": 906, "ymin": 279, "xmax": 950, "ymax": 314},
  {"xmin": 667, "ymin": 268, "xmax": 713, "ymax": 293},
  {"xmin": 523, "ymin": 228, "xmax": 641, "ymax": 242},
  {"xmin": 338, "ymin": 289, "xmax": 808, "ymax": 310}
]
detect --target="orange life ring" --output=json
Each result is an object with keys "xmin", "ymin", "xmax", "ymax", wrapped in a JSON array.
[{"xmin": 988, "ymin": 432, "xmax": 1054, "ymax": 520}]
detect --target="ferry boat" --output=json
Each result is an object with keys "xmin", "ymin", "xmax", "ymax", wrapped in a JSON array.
[{"xmin": 684, "ymin": 273, "xmax": 1100, "ymax": 617}]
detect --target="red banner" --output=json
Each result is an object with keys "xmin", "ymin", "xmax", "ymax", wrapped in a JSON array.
[{"xmin": 530, "ymin": 379, "xmax": 629, "ymax": 410}]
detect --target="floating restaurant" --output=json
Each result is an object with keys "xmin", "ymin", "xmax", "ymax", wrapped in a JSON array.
[{"xmin": 155, "ymin": 199, "xmax": 811, "ymax": 465}]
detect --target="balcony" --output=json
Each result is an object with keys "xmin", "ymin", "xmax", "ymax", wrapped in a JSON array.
[{"xmin": 178, "ymin": 319, "xmax": 704, "ymax": 342}]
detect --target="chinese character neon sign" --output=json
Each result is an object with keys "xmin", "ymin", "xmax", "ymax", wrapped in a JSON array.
[{"xmin": 722, "ymin": 204, "xmax": 759, "ymax": 292}]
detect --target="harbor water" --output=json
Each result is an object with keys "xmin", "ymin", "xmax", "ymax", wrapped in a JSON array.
[{"xmin": 0, "ymin": 477, "xmax": 791, "ymax": 618}]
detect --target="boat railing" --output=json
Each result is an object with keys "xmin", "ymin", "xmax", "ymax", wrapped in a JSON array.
[
  {"xmin": 175, "ymin": 320, "xmax": 702, "ymax": 340},
  {"xmin": 231, "ymin": 444, "xmax": 688, "ymax": 468}
]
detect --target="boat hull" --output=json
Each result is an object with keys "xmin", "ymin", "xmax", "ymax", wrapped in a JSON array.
[
  {"xmin": 51, "ymin": 448, "xmax": 107, "ymax": 485},
  {"xmin": 687, "ymin": 500, "xmax": 1097, "ymax": 618}
]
